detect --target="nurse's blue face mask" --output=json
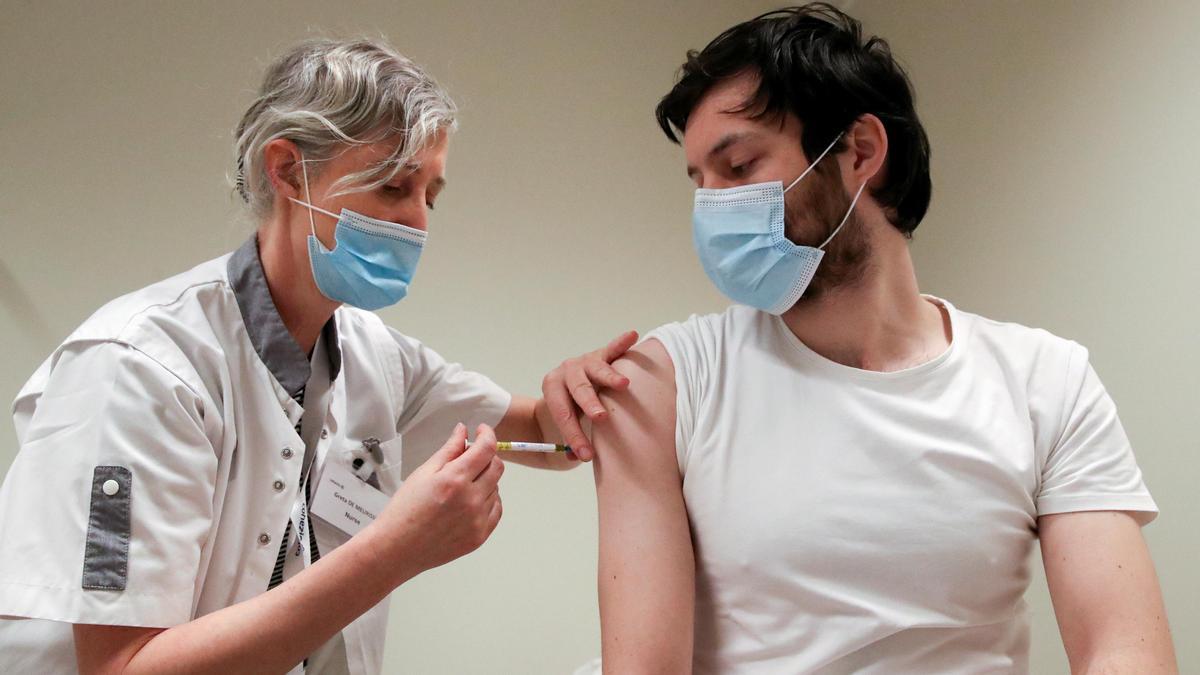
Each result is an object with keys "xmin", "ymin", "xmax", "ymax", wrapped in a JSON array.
[
  {"xmin": 288, "ymin": 157, "xmax": 426, "ymax": 310},
  {"xmin": 692, "ymin": 132, "xmax": 867, "ymax": 315}
]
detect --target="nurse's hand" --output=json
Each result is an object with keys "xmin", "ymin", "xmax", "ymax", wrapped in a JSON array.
[
  {"xmin": 542, "ymin": 329, "xmax": 639, "ymax": 461},
  {"xmin": 378, "ymin": 423, "xmax": 503, "ymax": 575}
]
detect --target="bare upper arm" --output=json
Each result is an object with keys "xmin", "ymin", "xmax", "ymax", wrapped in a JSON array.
[
  {"xmin": 593, "ymin": 338, "xmax": 695, "ymax": 673},
  {"xmin": 1039, "ymin": 511, "xmax": 1177, "ymax": 674},
  {"xmin": 73, "ymin": 624, "xmax": 163, "ymax": 675}
]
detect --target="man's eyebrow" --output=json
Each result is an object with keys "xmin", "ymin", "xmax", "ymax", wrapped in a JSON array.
[
  {"xmin": 431, "ymin": 176, "xmax": 447, "ymax": 191},
  {"xmin": 686, "ymin": 131, "xmax": 758, "ymax": 179}
]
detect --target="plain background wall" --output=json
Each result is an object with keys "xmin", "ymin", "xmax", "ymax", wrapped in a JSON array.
[{"xmin": 0, "ymin": 1, "xmax": 1194, "ymax": 672}]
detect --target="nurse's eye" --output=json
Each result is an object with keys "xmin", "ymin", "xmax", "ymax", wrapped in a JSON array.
[{"xmin": 382, "ymin": 183, "xmax": 411, "ymax": 197}]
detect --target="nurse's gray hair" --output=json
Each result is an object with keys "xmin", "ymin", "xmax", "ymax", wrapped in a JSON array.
[{"xmin": 233, "ymin": 37, "xmax": 457, "ymax": 217}]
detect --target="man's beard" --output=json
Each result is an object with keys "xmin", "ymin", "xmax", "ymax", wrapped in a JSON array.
[{"xmin": 782, "ymin": 164, "xmax": 872, "ymax": 306}]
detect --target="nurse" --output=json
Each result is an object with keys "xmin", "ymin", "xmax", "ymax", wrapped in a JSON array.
[{"xmin": 0, "ymin": 38, "xmax": 631, "ymax": 674}]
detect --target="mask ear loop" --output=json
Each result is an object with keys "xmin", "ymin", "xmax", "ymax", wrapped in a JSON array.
[
  {"xmin": 289, "ymin": 156, "xmax": 342, "ymax": 232},
  {"xmin": 784, "ymin": 131, "xmax": 845, "ymax": 194},
  {"xmin": 818, "ymin": 181, "xmax": 869, "ymax": 250},
  {"xmin": 300, "ymin": 156, "xmax": 319, "ymax": 240}
]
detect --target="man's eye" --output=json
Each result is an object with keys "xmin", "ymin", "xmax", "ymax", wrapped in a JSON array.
[{"xmin": 730, "ymin": 160, "xmax": 755, "ymax": 177}]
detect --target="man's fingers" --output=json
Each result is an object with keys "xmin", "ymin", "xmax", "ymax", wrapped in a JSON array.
[
  {"xmin": 601, "ymin": 330, "xmax": 639, "ymax": 362},
  {"xmin": 427, "ymin": 423, "xmax": 469, "ymax": 469},
  {"xmin": 451, "ymin": 424, "xmax": 497, "ymax": 478}
]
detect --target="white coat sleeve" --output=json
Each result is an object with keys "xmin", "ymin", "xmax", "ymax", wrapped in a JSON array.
[
  {"xmin": 388, "ymin": 329, "xmax": 511, "ymax": 470},
  {"xmin": 0, "ymin": 340, "xmax": 217, "ymax": 627}
]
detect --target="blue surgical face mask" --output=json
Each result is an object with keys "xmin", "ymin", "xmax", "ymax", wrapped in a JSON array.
[
  {"xmin": 288, "ymin": 158, "xmax": 426, "ymax": 311},
  {"xmin": 691, "ymin": 132, "xmax": 867, "ymax": 315}
]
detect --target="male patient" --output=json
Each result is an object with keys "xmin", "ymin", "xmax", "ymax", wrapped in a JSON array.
[{"xmin": 590, "ymin": 5, "xmax": 1177, "ymax": 673}]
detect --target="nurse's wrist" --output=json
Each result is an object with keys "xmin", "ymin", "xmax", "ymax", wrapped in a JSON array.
[{"xmin": 352, "ymin": 522, "xmax": 423, "ymax": 590}]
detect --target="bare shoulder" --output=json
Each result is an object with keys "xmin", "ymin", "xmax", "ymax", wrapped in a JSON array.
[
  {"xmin": 594, "ymin": 338, "xmax": 678, "ymax": 478},
  {"xmin": 609, "ymin": 338, "xmax": 676, "ymax": 404},
  {"xmin": 602, "ymin": 339, "xmax": 676, "ymax": 437}
]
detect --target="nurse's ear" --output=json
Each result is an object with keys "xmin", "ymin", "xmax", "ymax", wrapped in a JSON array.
[{"xmin": 262, "ymin": 138, "xmax": 306, "ymax": 203}]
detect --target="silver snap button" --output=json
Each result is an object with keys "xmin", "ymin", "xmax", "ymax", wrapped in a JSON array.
[
  {"xmin": 258, "ymin": 532, "xmax": 271, "ymax": 546},
  {"xmin": 321, "ymin": 429, "xmax": 329, "ymax": 439},
  {"xmin": 272, "ymin": 479, "xmax": 286, "ymax": 492},
  {"xmin": 281, "ymin": 447, "xmax": 294, "ymax": 460},
  {"xmin": 101, "ymin": 479, "xmax": 120, "ymax": 496}
]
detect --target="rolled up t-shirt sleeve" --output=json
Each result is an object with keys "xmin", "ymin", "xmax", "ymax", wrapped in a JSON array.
[
  {"xmin": 644, "ymin": 321, "xmax": 706, "ymax": 476},
  {"xmin": 1036, "ymin": 345, "xmax": 1158, "ymax": 524},
  {"xmin": 0, "ymin": 341, "xmax": 217, "ymax": 627}
]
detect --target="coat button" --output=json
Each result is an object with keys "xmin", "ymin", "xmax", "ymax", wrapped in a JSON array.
[
  {"xmin": 101, "ymin": 479, "xmax": 120, "ymax": 496},
  {"xmin": 258, "ymin": 532, "xmax": 271, "ymax": 546},
  {"xmin": 281, "ymin": 447, "xmax": 294, "ymax": 460},
  {"xmin": 272, "ymin": 479, "xmax": 286, "ymax": 492},
  {"xmin": 321, "ymin": 429, "xmax": 329, "ymax": 439}
]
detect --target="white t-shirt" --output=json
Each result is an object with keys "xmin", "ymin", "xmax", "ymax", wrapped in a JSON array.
[{"xmin": 646, "ymin": 298, "xmax": 1156, "ymax": 674}]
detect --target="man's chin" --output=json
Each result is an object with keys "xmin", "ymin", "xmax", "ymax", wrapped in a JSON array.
[
  {"xmin": 790, "ymin": 259, "xmax": 870, "ymax": 309},
  {"xmin": 794, "ymin": 283, "xmax": 831, "ymax": 306}
]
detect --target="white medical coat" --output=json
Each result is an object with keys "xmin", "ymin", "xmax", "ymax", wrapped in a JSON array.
[{"xmin": 0, "ymin": 238, "xmax": 511, "ymax": 674}]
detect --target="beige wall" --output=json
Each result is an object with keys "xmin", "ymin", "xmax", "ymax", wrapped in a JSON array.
[
  {"xmin": 1, "ymin": 1, "xmax": 1194, "ymax": 672},
  {"xmin": 850, "ymin": 0, "xmax": 1199, "ymax": 671}
]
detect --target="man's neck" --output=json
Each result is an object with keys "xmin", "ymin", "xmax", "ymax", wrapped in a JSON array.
[
  {"xmin": 257, "ymin": 218, "xmax": 339, "ymax": 356},
  {"xmin": 780, "ymin": 225, "xmax": 951, "ymax": 373}
]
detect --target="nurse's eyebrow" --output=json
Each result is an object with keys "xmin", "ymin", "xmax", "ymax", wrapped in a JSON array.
[
  {"xmin": 686, "ymin": 131, "xmax": 758, "ymax": 179},
  {"xmin": 397, "ymin": 163, "xmax": 448, "ymax": 190}
]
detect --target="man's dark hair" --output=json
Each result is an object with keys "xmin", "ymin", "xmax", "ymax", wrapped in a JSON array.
[{"xmin": 656, "ymin": 3, "xmax": 932, "ymax": 236}]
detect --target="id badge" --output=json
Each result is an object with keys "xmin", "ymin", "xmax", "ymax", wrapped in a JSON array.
[{"xmin": 310, "ymin": 459, "xmax": 390, "ymax": 538}]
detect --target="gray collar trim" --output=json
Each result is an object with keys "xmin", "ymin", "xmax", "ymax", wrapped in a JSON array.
[{"xmin": 227, "ymin": 234, "xmax": 342, "ymax": 400}]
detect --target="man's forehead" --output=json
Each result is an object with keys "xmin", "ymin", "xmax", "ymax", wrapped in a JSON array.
[
  {"xmin": 688, "ymin": 75, "xmax": 759, "ymax": 126},
  {"xmin": 683, "ymin": 105, "xmax": 770, "ymax": 161},
  {"xmin": 685, "ymin": 128, "xmax": 765, "ymax": 179}
]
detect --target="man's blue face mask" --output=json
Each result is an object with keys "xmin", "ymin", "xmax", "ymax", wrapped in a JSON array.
[
  {"xmin": 691, "ymin": 132, "xmax": 867, "ymax": 315},
  {"xmin": 289, "ymin": 158, "xmax": 426, "ymax": 311}
]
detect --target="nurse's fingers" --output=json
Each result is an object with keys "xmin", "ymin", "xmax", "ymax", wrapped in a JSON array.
[
  {"xmin": 586, "ymin": 360, "xmax": 631, "ymax": 393},
  {"xmin": 450, "ymin": 424, "xmax": 497, "ymax": 479},
  {"xmin": 474, "ymin": 454, "xmax": 504, "ymax": 487},
  {"xmin": 565, "ymin": 367, "xmax": 606, "ymax": 422},
  {"xmin": 544, "ymin": 373, "xmax": 591, "ymax": 461},
  {"xmin": 602, "ymin": 330, "xmax": 639, "ymax": 364},
  {"xmin": 427, "ymin": 422, "xmax": 469, "ymax": 470},
  {"xmin": 487, "ymin": 495, "xmax": 503, "ymax": 532}
]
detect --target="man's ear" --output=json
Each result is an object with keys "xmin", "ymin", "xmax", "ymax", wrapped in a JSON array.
[
  {"xmin": 845, "ymin": 114, "xmax": 888, "ymax": 190},
  {"xmin": 262, "ymin": 138, "xmax": 305, "ymax": 200}
]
